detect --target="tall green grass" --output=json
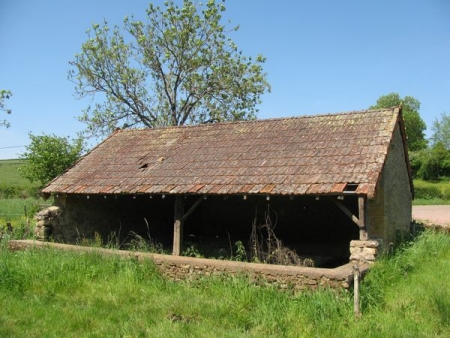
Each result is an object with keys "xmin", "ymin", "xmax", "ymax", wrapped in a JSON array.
[
  {"xmin": 1, "ymin": 229, "xmax": 449, "ymax": 337},
  {"xmin": 0, "ymin": 197, "xmax": 47, "ymax": 220}
]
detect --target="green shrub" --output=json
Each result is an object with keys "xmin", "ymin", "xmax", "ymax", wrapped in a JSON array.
[
  {"xmin": 441, "ymin": 185, "xmax": 450, "ymax": 200},
  {"xmin": 0, "ymin": 216, "xmax": 33, "ymax": 241},
  {"xmin": 0, "ymin": 184, "xmax": 40, "ymax": 199},
  {"xmin": 414, "ymin": 181, "xmax": 442, "ymax": 199}
]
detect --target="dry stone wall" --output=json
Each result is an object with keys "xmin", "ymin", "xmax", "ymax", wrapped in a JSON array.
[
  {"xmin": 34, "ymin": 206, "xmax": 63, "ymax": 241},
  {"xmin": 8, "ymin": 240, "xmax": 359, "ymax": 290},
  {"xmin": 349, "ymin": 239, "xmax": 382, "ymax": 263}
]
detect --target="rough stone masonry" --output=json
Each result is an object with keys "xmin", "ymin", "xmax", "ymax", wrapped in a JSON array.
[{"xmin": 34, "ymin": 206, "xmax": 62, "ymax": 241}]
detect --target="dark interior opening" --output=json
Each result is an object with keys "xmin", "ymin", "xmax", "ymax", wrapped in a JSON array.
[{"xmin": 111, "ymin": 194, "xmax": 359, "ymax": 268}]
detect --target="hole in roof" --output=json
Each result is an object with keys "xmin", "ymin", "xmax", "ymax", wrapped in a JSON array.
[
  {"xmin": 139, "ymin": 163, "xmax": 149, "ymax": 171},
  {"xmin": 343, "ymin": 183, "xmax": 359, "ymax": 193}
]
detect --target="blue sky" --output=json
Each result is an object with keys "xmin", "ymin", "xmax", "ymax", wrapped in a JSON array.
[{"xmin": 1, "ymin": 0, "xmax": 449, "ymax": 159}]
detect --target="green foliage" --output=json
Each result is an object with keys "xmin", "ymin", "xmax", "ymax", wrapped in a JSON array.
[
  {"xmin": 69, "ymin": 0, "xmax": 270, "ymax": 138},
  {"xmin": 0, "ymin": 89, "xmax": 12, "ymax": 128},
  {"xmin": 430, "ymin": 288, "xmax": 450, "ymax": 327},
  {"xmin": 412, "ymin": 144, "xmax": 450, "ymax": 180},
  {"xmin": 441, "ymin": 185, "xmax": 450, "ymax": 200},
  {"xmin": 431, "ymin": 112, "xmax": 450, "ymax": 150},
  {"xmin": 414, "ymin": 180, "xmax": 450, "ymax": 201},
  {"xmin": 124, "ymin": 230, "xmax": 166, "ymax": 253},
  {"xmin": 0, "ymin": 215, "xmax": 33, "ymax": 241},
  {"xmin": 233, "ymin": 240, "xmax": 247, "ymax": 261},
  {"xmin": 361, "ymin": 229, "xmax": 450, "ymax": 308},
  {"xmin": 1, "ymin": 230, "xmax": 449, "ymax": 336},
  {"xmin": 370, "ymin": 93, "xmax": 427, "ymax": 151},
  {"xmin": 415, "ymin": 184, "xmax": 441, "ymax": 199},
  {"xmin": 182, "ymin": 244, "xmax": 204, "ymax": 258},
  {"xmin": 18, "ymin": 133, "xmax": 85, "ymax": 187}
]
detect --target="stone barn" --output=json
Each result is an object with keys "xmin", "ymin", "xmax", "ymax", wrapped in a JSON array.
[{"xmin": 41, "ymin": 107, "xmax": 413, "ymax": 268}]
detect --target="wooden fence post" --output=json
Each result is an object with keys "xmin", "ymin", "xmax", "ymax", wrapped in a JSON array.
[{"xmin": 353, "ymin": 265, "xmax": 361, "ymax": 317}]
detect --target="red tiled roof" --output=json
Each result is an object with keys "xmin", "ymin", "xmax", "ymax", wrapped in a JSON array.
[{"xmin": 42, "ymin": 108, "xmax": 408, "ymax": 198}]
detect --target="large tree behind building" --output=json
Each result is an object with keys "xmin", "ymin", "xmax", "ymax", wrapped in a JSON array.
[
  {"xmin": 69, "ymin": 0, "xmax": 270, "ymax": 138},
  {"xmin": 370, "ymin": 93, "xmax": 427, "ymax": 152}
]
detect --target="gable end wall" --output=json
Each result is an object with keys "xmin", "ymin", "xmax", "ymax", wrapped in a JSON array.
[{"xmin": 368, "ymin": 123, "xmax": 412, "ymax": 244}]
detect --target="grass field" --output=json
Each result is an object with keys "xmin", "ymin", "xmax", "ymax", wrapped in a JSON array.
[
  {"xmin": 0, "ymin": 159, "xmax": 39, "ymax": 199},
  {"xmin": 0, "ymin": 159, "xmax": 33, "ymax": 188},
  {"xmin": 1, "ymin": 229, "xmax": 449, "ymax": 337},
  {"xmin": 0, "ymin": 197, "xmax": 50, "ymax": 221}
]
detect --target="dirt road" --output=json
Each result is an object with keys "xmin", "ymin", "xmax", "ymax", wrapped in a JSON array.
[{"xmin": 412, "ymin": 205, "xmax": 450, "ymax": 227}]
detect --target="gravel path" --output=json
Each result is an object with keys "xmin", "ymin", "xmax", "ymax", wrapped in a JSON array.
[{"xmin": 412, "ymin": 205, "xmax": 450, "ymax": 228}]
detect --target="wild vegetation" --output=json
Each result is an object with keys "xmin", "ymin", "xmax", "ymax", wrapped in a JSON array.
[
  {"xmin": 1, "ymin": 228, "xmax": 449, "ymax": 337},
  {"xmin": 413, "ymin": 179, "xmax": 450, "ymax": 205}
]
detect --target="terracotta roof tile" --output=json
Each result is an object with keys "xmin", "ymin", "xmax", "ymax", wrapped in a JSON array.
[{"xmin": 42, "ymin": 108, "xmax": 407, "ymax": 198}]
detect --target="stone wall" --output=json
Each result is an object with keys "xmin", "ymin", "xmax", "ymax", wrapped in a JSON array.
[
  {"xmin": 34, "ymin": 206, "xmax": 63, "ymax": 241},
  {"xmin": 368, "ymin": 123, "xmax": 412, "ymax": 245},
  {"xmin": 349, "ymin": 239, "xmax": 382, "ymax": 264},
  {"xmin": 8, "ymin": 240, "xmax": 361, "ymax": 290}
]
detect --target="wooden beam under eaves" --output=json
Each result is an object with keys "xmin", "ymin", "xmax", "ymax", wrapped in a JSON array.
[{"xmin": 330, "ymin": 196, "xmax": 368, "ymax": 240}]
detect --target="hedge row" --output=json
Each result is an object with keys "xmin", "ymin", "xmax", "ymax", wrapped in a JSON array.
[
  {"xmin": 414, "ymin": 180, "xmax": 450, "ymax": 200},
  {"xmin": 0, "ymin": 185, "xmax": 40, "ymax": 199}
]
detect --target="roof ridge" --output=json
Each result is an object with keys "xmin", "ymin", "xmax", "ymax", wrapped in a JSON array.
[{"xmin": 118, "ymin": 107, "xmax": 399, "ymax": 134}]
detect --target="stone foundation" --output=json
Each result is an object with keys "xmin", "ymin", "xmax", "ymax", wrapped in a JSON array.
[{"xmin": 349, "ymin": 239, "xmax": 382, "ymax": 263}]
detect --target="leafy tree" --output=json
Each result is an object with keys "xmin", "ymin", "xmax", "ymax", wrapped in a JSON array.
[
  {"xmin": 431, "ymin": 112, "xmax": 450, "ymax": 149},
  {"xmin": 0, "ymin": 90, "xmax": 12, "ymax": 128},
  {"xmin": 19, "ymin": 133, "xmax": 85, "ymax": 187},
  {"xmin": 412, "ymin": 142, "xmax": 450, "ymax": 180},
  {"xmin": 370, "ymin": 93, "xmax": 427, "ymax": 151},
  {"xmin": 69, "ymin": 0, "xmax": 270, "ymax": 138}
]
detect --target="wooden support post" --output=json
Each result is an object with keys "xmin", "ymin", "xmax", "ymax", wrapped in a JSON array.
[
  {"xmin": 358, "ymin": 196, "xmax": 368, "ymax": 240},
  {"xmin": 172, "ymin": 196, "xmax": 185, "ymax": 256},
  {"xmin": 172, "ymin": 195, "xmax": 204, "ymax": 256}
]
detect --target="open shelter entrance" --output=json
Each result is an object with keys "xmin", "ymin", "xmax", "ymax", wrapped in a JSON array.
[{"xmin": 111, "ymin": 193, "xmax": 362, "ymax": 268}]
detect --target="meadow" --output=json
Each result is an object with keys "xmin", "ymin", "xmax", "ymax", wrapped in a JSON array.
[{"xmin": 0, "ymin": 229, "xmax": 449, "ymax": 337}]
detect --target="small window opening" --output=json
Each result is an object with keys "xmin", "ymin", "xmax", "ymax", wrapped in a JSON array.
[{"xmin": 343, "ymin": 183, "xmax": 359, "ymax": 193}]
